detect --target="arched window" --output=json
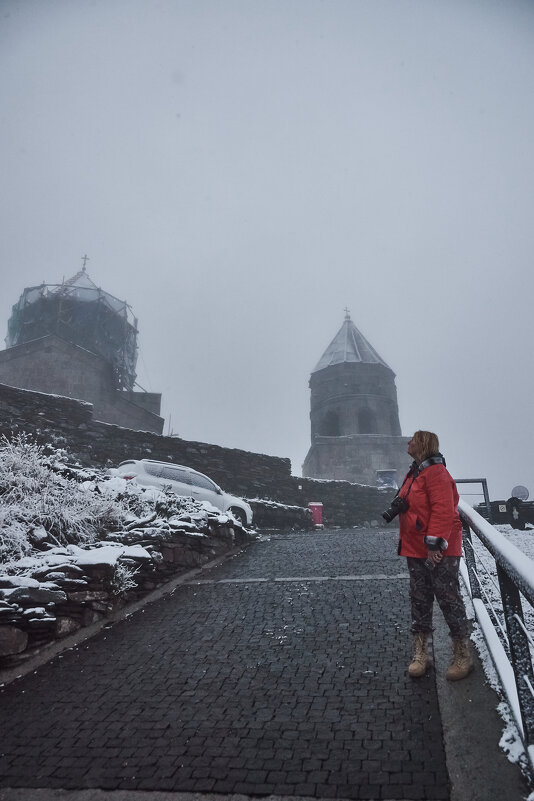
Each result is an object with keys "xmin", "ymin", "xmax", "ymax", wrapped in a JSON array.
[
  {"xmin": 358, "ymin": 408, "xmax": 377, "ymax": 434},
  {"xmin": 321, "ymin": 410, "xmax": 340, "ymax": 436}
]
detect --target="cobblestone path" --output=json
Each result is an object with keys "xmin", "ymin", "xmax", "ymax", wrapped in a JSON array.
[{"xmin": 0, "ymin": 529, "xmax": 450, "ymax": 799}]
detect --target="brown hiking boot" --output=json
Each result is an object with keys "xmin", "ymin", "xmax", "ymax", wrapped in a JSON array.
[
  {"xmin": 408, "ymin": 633, "xmax": 431, "ymax": 678},
  {"xmin": 446, "ymin": 637, "xmax": 474, "ymax": 681}
]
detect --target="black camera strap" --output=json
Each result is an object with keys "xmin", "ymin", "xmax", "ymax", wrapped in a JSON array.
[
  {"xmin": 397, "ymin": 454, "xmax": 445, "ymax": 501},
  {"xmin": 395, "ymin": 462, "xmax": 419, "ymax": 498}
]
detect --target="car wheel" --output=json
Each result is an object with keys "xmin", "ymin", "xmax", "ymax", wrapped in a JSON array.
[{"xmin": 229, "ymin": 507, "xmax": 247, "ymax": 527}]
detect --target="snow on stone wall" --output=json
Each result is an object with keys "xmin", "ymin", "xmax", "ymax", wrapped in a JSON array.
[{"xmin": 0, "ymin": 382, "xmax": 394, "ymax": 527}]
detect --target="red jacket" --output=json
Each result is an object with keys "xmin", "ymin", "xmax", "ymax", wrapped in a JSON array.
[{"xmin": 397, "ymin": 463, "xmax": 463, "ymax": 558}]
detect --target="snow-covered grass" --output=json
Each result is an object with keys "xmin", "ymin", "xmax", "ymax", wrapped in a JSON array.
[
  {"xmin": 0, "ymin": 436, "xmax": 255, "ymax": 670},
  {"xmin": 0, "ymin": 435, "xmax": 233, "ymax": 576},
  {"xmin": 0, "ymin": 435, "xmax": 127, "ymax": 563}
]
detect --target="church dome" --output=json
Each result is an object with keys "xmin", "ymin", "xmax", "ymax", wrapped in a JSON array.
[{"xmin": 312, "ymin": 312, "xmax": 392, "ymax": 374}]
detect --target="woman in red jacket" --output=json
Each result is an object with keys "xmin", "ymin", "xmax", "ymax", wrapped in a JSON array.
[{"xmin": 396, "ymin": 430, "xmax": 473, "ymax": 680}]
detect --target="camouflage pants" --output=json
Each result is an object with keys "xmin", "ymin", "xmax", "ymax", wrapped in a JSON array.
[{"xmin": 406, "ymin": 556, "xmax": 469, "ymax": 638}]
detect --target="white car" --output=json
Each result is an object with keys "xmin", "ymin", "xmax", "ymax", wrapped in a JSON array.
[{"xmin": 112, "ymin": 459, "xmax": 253, "ymax": 526}]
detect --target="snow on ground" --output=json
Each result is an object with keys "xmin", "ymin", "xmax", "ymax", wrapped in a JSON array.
[
  {"xmin": 460, "ymin": 520, "xmax": 534, "ymax": 795},
  {"xmin": 2, "ymin": 437, "xmax": 534, "ymax": 791}
]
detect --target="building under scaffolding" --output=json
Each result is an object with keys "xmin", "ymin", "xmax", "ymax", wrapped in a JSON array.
[
  {"xmin": 0, "ymin": 266, "xmax": 163, "ymax": 434},
  {"xmin": 6, "ymin": 268, "xmax": 138, "ymax": 391}
]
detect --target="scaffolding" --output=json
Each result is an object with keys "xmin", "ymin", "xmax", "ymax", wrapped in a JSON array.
[{"xmin": 6, "ymin": 268, "xmax": 139, "ymax": 391}]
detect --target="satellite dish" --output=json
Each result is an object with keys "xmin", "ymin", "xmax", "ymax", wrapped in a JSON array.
[{"xmin": 511, "ymin": 485, "xmax": 529, "ymax": 501}]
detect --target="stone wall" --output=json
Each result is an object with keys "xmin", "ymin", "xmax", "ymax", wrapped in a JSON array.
[
  {"xmin": 0, "ymin": 382, "xmax": 396, "ymax": 527},
  {"xmin": 0, "ymin": 336, "xmax": 164, "ymax": 434},
  {"xmin": 309, "ymin": 362, "xmax": 403, "ymax": 438},
  {"xmin": 303, "ymin": 434, "xmax": 411, "ymax": 487},
  {"xmin": 0, "ymin": 521, "xmax": 252, "ymax": 667},
  {"xmin": 303, "ymin": 359, "xmax": 410, "ymax": 486}
]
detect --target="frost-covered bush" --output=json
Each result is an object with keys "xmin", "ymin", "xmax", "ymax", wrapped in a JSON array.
[
  {"xmin": 110, "ymin": 562, "xmax": 139, "ymax": 596},
  {"xmin": 0, "ymin": 433, "xmax": 239, "ymax": 577},
  {"xmin": 0, "ymin": 505, "xmax": 32, "ymax": 563},
  {"xmin": 0, "ymin": 436, "xmax": 220, "ymax": 568},
  {"xmin": 0, "ymin": 435, "xmax": 127, "ymax": 563}
]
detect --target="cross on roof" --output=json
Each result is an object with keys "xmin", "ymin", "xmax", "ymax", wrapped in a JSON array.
[{"xmin": 81, "ymin": 254, "xmax": 90, "ymax": 270}]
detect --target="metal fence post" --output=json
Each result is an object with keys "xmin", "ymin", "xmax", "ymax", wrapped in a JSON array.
[
  {"xmin": 496, "ymin": 564, "xmax": 534, "ymax": 751},
  {"xmin": 461, "ymin": 521, "xmax": 481, "ymax": 600},
  {"xmin": 481, "ymin": 478, "xmax": 493, "ymax": 523}
]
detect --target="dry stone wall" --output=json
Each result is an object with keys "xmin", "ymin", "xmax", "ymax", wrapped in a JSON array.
[
  {"xmin": 0, "ymin": 521, "xmax": 251, "ymax": 667},
  {"xmin": 0, "ymin": 382, "xmax": 396, "ymax": 528}
]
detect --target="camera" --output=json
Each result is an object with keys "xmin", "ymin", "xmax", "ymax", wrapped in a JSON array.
[{"xmin": 382, "ymin": 495, "xmax": 409, "ymax": 523}]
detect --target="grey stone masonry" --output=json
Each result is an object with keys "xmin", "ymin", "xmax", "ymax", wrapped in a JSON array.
[
  {"xmin": 303, "ymin": 317, "xmax": 411, "ymax": 486},
  {"xmin": 0, "ymin": 336, "xmax": 163, "ymax": 434},
  {"xmin": 0, "ymin": 382, "xmax": 396, "ymax": 527},
  {"xmin": 0, "ymin": 529, "xmax": 450, "ymax": 799},
  {"xmin": 0, "ymin": 521, "xmax": 252, "ymax": 668}
]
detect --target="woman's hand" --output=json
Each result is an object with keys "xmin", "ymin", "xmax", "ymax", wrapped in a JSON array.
[{"xmin": 427, "ymin": 549, "xmax": 443, "ymax": 565}]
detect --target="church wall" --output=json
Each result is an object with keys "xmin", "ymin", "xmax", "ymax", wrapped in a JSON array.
[
  {"xmin": 302, "ymin": 435, "xmax": 411, "ymax": 487},
  {"xmin": 0, "ymin": 336, "xmax": 111, "ymax": 398},
  {"xmin": 310, "ymin": 362, "xmax": 402, "ymax": 439},
  {"xmin": 0, "ymin": 336, "xmax": 163, "ymax": 435}
]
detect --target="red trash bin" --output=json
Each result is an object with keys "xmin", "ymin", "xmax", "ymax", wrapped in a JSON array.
[{"xmin": 308, "ymin": 502, "xmax": 323, "ymax": 527}]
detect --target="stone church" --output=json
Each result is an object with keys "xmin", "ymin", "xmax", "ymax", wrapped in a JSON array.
[
  {"xmin": 0, "ymin": 267, "xmax": 163, "ymax": 434},
  {"xmin": 302, "ymin": 313, "xmax": 410, "ymax": 487}
]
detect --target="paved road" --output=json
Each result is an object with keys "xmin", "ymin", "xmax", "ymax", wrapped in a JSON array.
[{"xmin": 0, "ymin": 529, "xmax": 459, "ymax": 799}]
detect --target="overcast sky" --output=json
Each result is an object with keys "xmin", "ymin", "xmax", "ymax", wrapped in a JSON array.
[{"xmin": 1, "ymin": 0, "xmax": 533, "ymax": 500}]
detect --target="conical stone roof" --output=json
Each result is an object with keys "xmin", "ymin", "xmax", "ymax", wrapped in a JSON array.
[{"xmin": 312, "ymin": 313, "xmax": 392, "ymax": 374}]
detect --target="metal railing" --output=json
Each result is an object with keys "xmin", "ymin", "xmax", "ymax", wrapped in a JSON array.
[
  {"xmin": 455, "ymin": 478, "xmax": 492, "ymax": 522},
  {"xmin": 459, "ymin": 498, "xmax": 534, "ymax": 775}
]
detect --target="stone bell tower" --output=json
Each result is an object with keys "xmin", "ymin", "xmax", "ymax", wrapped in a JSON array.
[{"xmin": 302, "ymin": 312, "xmax": 410, "ymax": 487}]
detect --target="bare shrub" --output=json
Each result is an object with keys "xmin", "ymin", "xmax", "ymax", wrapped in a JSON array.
[
  {"xmin": 110, "ymin": 562, "xmax": 139, "ymax": 596},
  {"xmin": 0, "ymin": 435, "xmax": 127, "ymax": 562}
]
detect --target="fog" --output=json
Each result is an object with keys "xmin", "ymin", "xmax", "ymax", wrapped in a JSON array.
[{"xmin": 1, "ymin": 0, "xmax": 533, "ymax": 501}]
